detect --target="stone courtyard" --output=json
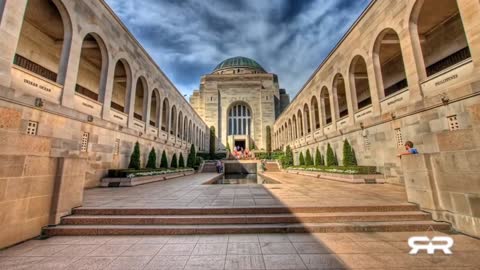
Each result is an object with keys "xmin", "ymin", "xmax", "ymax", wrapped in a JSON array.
[{"xmin": 1, "ymin": 172, "xmax": 480, "ymax": 269}]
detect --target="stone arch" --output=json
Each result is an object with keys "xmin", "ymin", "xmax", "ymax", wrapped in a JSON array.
[
  {"xmin": 110, "ymin": 59, "xmax": 132, "ymax": 113},
  {"xmin": 292, "ymin": 115, "xmax": 297, "ymax": 140},
  {"xmin": 183, "ymin": 116, "xmax": 188, "ymax": 141},
  {"xmin": 303, "ymin": 103, "xmax": 311, "ymax": 134},
  {"xmin": 373, "ymin": 28, "xmax": 408, "ymax": 99},
  {"xmin": 332, "ymin": 73, "xmax": 348, "ymax": 119},
  {"xmin": 170, "ymin": 105, "xmax": 177, "ymax": 136},
  {"xmin": 14, "ymin": 0, "xmax": 73, "ymax": 85},
  {"xmin": 161, "ymin": 98, "xmax": 170, "ymax": 132},
  {"xmin": 149, "ymin": 88, "xmax": 160, "ymax": 127},
  {"xmin": 349, "ymin": 55, "xmax": 372, "ymax": 111},
  {"xmin": 188, "ymin": 120, "xmax": 192, "ymax": 143},
  {"xmin": 409, "ymin": 0, "xmax": 471, "ymax": 80},
  {"xmin": 132, "ymin": 76, "xmax": 148, "ymax": 121},
  {"xmin": 297, "ymin": 109, "xmax": 304, "ymax": 137},
  {"xmin": 320, "ymin": 86, "xmax": 333, "ymax": 125},
  {"xmin": 311, "ymin": 96, "xmax": 320, "ymax": 130},
  {"xmin": 177, "ymin": 111, "xmax": 183, "ymax": 139},
  {"xmin": 288, "ymin": 119, "xmax": 292, "ymax": 142}
]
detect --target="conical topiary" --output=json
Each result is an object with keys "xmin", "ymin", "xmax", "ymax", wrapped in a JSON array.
[
  {"xmin": 352, "ymin": 148, "xmax": 358, "ymax": 166},
  {"xmin": 299, "ymin": 152, "xmax": 305, "ymax": 166},
  {"xmin": 187, "ymin": 144, "xmax": 196, "ymax": 168},
  {"xmin": 284, "ymin": 145, "xmax": 294, "ymax": 167},
  {"xmin": 128, "ymin": 142, "xmax": 141, "ymax": 170},
  {"xmin": 305, "ymin": 149, "xmax": 313, "ymax": 166},
  {"xmin": 315, "ymin": 148, "xmax": 321, "ymax": 167},
  {"xmin": 160, "ymin": 150, "xmax": 168, "ymax": 169},
  {"xmin": 334, "ymin": 151, "xmax": 339, "ymax": 166},
  {"xmin": 342, "ymin": 139, "xmax": 354, "ymax": 166},
  {"xmin": 326, "ymin": 143, "xmax": 335, "ymax": 167},
  {"xmin": 146, "ymin": 147, "xmax": 157, "ymax": 169},
  {"xmin": 179, "ymin": 153, "xmax": 185, "ymax": 167},
  {"xmin": 171, "ymin": 153, "xmax": 178, "ymax": 168}
]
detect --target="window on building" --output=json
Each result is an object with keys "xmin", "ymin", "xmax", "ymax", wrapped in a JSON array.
[
  {"xmin": 395, "ymin": 128, "xmax": 403, "ymax": 147},
  {"xmin": 447, "ymin": 115, "xmax": 460, "ymax": 131},
  {"xmin": 228, "ymin": 103, "xmax": 251, "ymax": 135}
]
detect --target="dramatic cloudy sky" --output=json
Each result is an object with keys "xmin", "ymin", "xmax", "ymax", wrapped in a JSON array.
[{"xmin": 105, "ymin": 0, "xmax": 371, "ymax": 99}]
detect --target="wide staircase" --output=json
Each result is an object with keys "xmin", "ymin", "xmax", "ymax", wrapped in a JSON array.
[
  {"xmin": 43, "ymin": 204, "xmax": 450, "ymax": 236},
  {"xmin": 201, "ymin": 161, "xmax": 217, "ymax": 173},
  {"xmin": 264, "ymin": 162, "xmax": 281, "ymax": 172}
]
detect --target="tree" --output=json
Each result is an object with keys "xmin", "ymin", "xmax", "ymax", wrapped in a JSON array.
[
  {"xmin": 146, "ymin": 147, "xmax": 157, "ymax": 169},
  {"xmin": 179, "ymin": 153, "xmax": 185, "ymax": 167},
  {"xmin": 171, "ymin": 153, "xmax": 178, "ymax": 168},
  {"xmin": 315, "ymin": 148, "xmax": 321, "ymax": 167},
  {"xmin": 283, "ymin": 145, "xmax": 294, "ymax": 167},
  {"xmin": 266, "ymin": 126, "xmax": 272, "ymax": 154},
  {"xmin": 160, "ymin": 150, "xmax": 168, "ymax": 169},
  {"xmin": 128, "ymin": 142, "xmax": 141, "ymax": 170},
  {"xmin": 305, "ymin": 149, "xmax": 313, "ymax": 166},
  {"xmin": 352, "ymin": 148, "xmax": 358, "ymax": 166},
  {"xmin": 326, "ymin": 143, "xmax": 335, "ymax": 167},
  {"xmin": 209, "ymin": 126, "xmax": 216, "ymax": 159},
  {"xmin": 187, "ymin": 144, "xmax": 196, "ymax": 168},
  {"xmin": 342, "ymin": 139, "xmax": 355, "ymax": 166},
  {"xmin": 334, "ymin": 151, "xmax": 339, "ymax": 166},
  {"xmin": 299, "ymin": 152, "xmax": 305, "ymax": 166}
]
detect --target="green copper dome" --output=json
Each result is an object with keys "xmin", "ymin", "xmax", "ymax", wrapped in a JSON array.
[{"xmin": 213, "ymin": 56, "xmax": 266, "ymax": 73}]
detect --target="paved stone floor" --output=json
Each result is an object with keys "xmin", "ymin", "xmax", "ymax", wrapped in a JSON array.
[
  {"xmin": 81, "ymin": 172, "xmax": 409, "ymax": 208},
  {"xmin": 2, "ymin": 172, "xmax": 480, "ymax": 269},
  {"xmin": 1, "ymin": 232, "xmax": 479, "ymax": 269}
]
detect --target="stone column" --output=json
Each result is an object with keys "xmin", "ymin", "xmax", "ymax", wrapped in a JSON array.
[
  {"xmin": 144, "ymin": 92, "xmax": 152, "ymax": 133},
  {"xmin": 366, "ymin": 60, "xmax": 381, "ymax": 117},
  {"xmin": 101, "ymin": 58, "xmax": 116, "ymax": 120},
  {"xmin": 343, "ymin": 74, "xmax": 356, "ymax": 125},
  {"xmin": 457, "ymin": 0, "xmax": 480, "ymax": 74},
  {"xmin": 400, "ymin": 29, "xmax": 424, "ymax": 103},
  {"xmin": 60, "ymin": 31, "xmax": 83, "ymax": 108},
  {"xmin": 0, "ymin": 0, "xmax": 27, "ymax": 88},
  {"xmin": 126, "ymin": 75, "xmax": 137, "ymax": 129}
]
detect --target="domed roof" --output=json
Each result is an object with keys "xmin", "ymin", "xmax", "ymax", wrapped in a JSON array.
[{"xmin": 213, "ymin": 56, "xmax": 266, "ymax": 73}]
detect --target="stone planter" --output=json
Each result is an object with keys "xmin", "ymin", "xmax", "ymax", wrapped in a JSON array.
[
  {"xmin": 101, "ymin": 170, "xmax": 195, "ymax": 187},
  {"xmin": 286, "ymin": 169, "xmax": 384, "ymax": 184}
]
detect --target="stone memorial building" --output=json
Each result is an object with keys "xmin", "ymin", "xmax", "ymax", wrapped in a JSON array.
[{"xmin": 190, "ymin": 56, "xmax": 289, "ymax": 151}]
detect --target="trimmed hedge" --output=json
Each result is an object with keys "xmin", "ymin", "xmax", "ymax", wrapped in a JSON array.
[
  {"xmin": 107, "ymin": 168, "xmax": 193, "ymax": 178},
  {"xmin": 197, "ymin": 152, "xmax": 227, "ymax": 160},
  {"xmin": 287, "ymin": 165, "xmax": 378, "ymax": 175}
]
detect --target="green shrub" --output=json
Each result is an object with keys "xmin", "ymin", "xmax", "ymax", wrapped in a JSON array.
[
  {"xmin": 271, "ymin": 151, "xmax": 284, "ymax": 160},
  {"xmin": 160, "ymin": 150, "xmax": 168, "ymax": 169},
  {"xmin": 286, "ymin": 165, "xmax": 378, "ymax": 175},
  {"xmin": 334, "ymin": 152, "xmax": 339, "ymax": 166},
  {"xmin": 187, "ymin": 144, "xmax": 196, "ymax": 168},
  {"xmin": 170, "ymin": 153, "xmax": 178, "ymax": 168},
  {"xmin": 315, "ymin": 148, "xmax": 321, "ymax": 166},
  {"xmin": 194, "ymin": 156, "xmax": 203, "ymax": 170},
  {"xmin": 326, "ymin": 143, "xmax": 335, "ymax": 167},
  {"xmin": 352, "ymin": 148, "xmax": 358, "ymax": 166},
  {"xmin": 305, "ymin": 149, "xmax": 313, "ymax": 166},
  {"xmin": 197, "ymin": 152, "xmax": 226, "ymax": 160},
  {"xmin": 299, "ymin": 152, "xmax": 305, "ymax": 166},
  {"xmin": 209, "ymin": 126, "xmax": 216, "ymax": 159},
  {"xmin": 284, "ymin": 145, "xmax": 294, "ymax": 167},
  {"xmin": 107, "ymin": 168, "xmax": 193, "ymax": 178},
  {"xmin": 342, "ymin": 139, "xmax": 355, "ymax": 166},
  {"xmin": 266, "ymin": 126, "xmax": 272, "ymax": 154},
  {"xmin": 146, "ymin": 147, "xmax": 157, "ymax": 169},
  {"xmin": 128, "ymin": 142, "xmax": 141, "ymax": 170},
  {"xmin": 179, "ymin": 153, "xmax": 185, "ymax": 167}
]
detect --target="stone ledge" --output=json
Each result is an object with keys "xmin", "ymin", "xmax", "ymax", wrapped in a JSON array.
[
  {"xmin": 101, "ymin": 170, "xmax": 195, "ymax": 187},
  {"xmin": 286, "ymin": 169, "xmax": 385, "ymax": 184}
]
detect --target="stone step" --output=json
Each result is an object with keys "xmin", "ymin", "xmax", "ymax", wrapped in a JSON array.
[
  {"xmin": 61, "ymin": 211, "xmax": 431, "ymax": 225},
  {"xmin": 44, "ymin": 221, "xmax": 451, "ymax": 236},
  {"xmin": 72, "ymin": 204, "xmax": 420, "ymax": 216}
]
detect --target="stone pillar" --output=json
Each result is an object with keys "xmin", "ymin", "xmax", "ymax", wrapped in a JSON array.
[
  {"xmin": 101, "ymin": 58, "xmax": 116, "ymax": 120},
  {"xmin": 343, "ymin": 74, "xmax": 355, "ymax": 125},
  {"xmin": 126, "ymin": 75, "xmax": 137, "ymax": 129},
  {"xmin": 400, "ymin": 28, "xmax": 424, "ymax": 103},
  {"xmin": 0, "ymin": 0, "xmax": 27, "ymax": 88},
  {"xmin": 366, "ymin": 59, "xmax": 381, "ymax": 117},
  {"xmin": 50, "ymin": 157, "xmax": 87, "ymax": 225},
  {"xmin": 457, "ymin": 0, "xmax": 480, "ymax": 74},
  {"xmin": 60, "ymin": 31, "xmax": 84, "ymax": 108},
  {"xmin": 144, "ymin": 92, "xmax": 152, "ymax": 133}
]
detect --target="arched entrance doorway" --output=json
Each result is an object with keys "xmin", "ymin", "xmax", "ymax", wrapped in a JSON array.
[{"xmin": 227, "ymin": 102, "xmax": 252, "ymax": 150}]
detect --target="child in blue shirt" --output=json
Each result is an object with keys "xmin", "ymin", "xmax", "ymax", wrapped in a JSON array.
[{"xmin": 398, "ymin": 141, "xmax": 419, "ymax": 158}]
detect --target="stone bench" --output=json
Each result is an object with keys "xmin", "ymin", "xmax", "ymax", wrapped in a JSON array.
[{"xmin": 101, "ymin": 170, "xmax": 195, "ymax": 187}]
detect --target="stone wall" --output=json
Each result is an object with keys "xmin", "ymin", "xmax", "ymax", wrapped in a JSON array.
[{"xmin": 401, "ymin": 127, "xmax": 480, "ymax": 237}]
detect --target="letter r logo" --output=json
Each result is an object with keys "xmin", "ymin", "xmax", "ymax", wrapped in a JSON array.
[{"xmin": 408, "ymin": 236, "xmax": 454, "ymax": 255}]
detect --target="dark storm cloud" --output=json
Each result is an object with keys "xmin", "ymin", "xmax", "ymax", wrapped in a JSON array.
[{"xmin": 105, "ymin": 0, "xmax": 371, "ymax": 97}]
